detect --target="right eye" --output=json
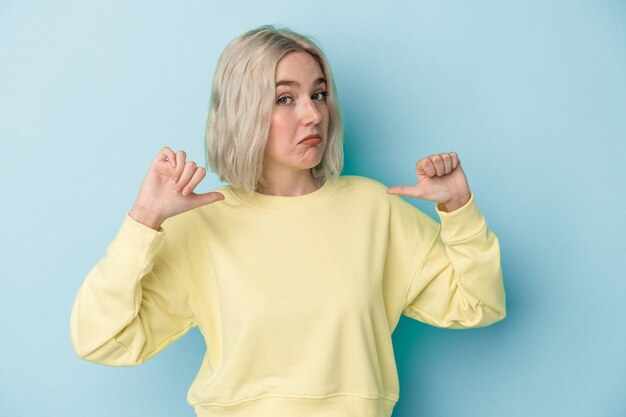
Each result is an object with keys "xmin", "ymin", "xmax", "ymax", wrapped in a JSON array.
[{"xmin": 276, "ymin": 95, "xmax": 293, "ymax": 105}]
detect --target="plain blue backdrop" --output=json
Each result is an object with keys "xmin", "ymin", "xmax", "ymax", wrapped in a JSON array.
[{"xmin": 1, "ymin": 1, "xmax": 625, "ymax": 416}]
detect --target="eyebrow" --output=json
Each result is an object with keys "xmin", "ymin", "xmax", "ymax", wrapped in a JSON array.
[{"xmin": 275, "ymin": 77, "xmax": 326, "ymax": 88}]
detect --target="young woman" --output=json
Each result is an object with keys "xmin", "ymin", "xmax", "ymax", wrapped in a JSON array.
[{"xmin": 71, "ymin": 25, "xmax": 506, "ymax": 417}]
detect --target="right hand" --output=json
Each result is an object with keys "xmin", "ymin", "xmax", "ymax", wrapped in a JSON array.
[{"xmin": 129, "ymin": 146, "xmax": 225, "ymax": 230}]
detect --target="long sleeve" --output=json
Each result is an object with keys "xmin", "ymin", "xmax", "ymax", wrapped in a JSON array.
[
  {"xmin": 70, "ymin": 213, "xmax": 197, "ymax": 366},
  {"xmin": 388, "ymin": 193, "xmax": 506, "ymax": 329}
]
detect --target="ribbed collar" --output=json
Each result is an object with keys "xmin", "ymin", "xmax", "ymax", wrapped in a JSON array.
[{"xmin": 226, "ymin": 175, "xmax": 341, "ymax": 212}]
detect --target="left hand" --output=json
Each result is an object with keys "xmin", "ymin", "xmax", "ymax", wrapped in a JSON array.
[{"xmin": 387, "ymin": 152, "xmax": 472, "ymax": 212}]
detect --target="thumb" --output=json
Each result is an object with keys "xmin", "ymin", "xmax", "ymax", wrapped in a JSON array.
[
  {"xmin": 387, "ymin": 185, "xmax": 426, "ymax": 199},
  {"xmin": 187, "ymin": 191, "xmax": 225, "ymax": 208}
]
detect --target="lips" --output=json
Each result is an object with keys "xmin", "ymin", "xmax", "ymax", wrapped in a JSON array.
[{"xmin": 298, "ymin": 134, "xmax": 322, "ymax": 145}]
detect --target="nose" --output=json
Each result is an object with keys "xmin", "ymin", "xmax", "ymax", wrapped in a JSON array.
[{"xmin": 301, "ymin": 98, "xmax": 322, "ymax": 126}]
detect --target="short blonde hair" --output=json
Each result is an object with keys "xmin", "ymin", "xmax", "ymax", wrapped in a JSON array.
[{"xmin": 204, "ymin": 25, "xmax": 344, "ymax": 194}]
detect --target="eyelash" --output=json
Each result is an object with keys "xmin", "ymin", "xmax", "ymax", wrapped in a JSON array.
[
  {"xmin": 313, "ymin": 91, "xmax": 329, "ymax": 101},
  {"xmin": 276, "ymin": 91, "xmax": 328, "ymax": 105}
]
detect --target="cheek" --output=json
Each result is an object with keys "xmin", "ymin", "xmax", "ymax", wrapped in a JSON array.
[
  {"xmin": 269, "ymin": 112, "xmax": 295, "ymax": 138},
  {"xmin": 266, "ymin": 113, "xmax": 294, "ymax": 157}
]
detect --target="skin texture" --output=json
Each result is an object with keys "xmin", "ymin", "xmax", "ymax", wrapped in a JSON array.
[{"xmin": 128, "ymin": 52, "xmax": 473, "ymax": 230}]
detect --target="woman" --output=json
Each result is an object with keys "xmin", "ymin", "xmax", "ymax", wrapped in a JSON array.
[{"xmin": 71, "ymin": 25, "xmax": 506, "ymax": 417}]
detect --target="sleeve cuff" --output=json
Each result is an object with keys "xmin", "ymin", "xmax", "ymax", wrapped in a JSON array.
[
  {"xmin": 435, "ymin": 193, "xmax": 486, "ymax": 243},
  {"xmin": 107, "ymin": 213, "xmax": 167, "ymax": 265}
]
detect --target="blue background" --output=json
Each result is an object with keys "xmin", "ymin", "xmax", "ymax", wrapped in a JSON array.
[{"xmin": 1, "ymin": 1, "xmax": 625, "ymax": 416}]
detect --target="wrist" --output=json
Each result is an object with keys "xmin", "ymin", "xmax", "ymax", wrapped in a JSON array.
[
  {"xmin": 128, "ymin": 205, "xmax": 164, "ymax": 230},
  {"xmin": 440, "ymin": 193, "xmax": 471, "ymax": 213}
]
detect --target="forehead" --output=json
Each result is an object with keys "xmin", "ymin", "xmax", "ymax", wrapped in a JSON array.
[{"xmin": 275, "ymin": 51, "xmax": 324, "ymax": 83}]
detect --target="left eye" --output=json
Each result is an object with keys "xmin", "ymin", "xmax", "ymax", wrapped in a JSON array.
[{"xmin": 312, "ymin": 91, "xmax": 328, "ymax": 101}]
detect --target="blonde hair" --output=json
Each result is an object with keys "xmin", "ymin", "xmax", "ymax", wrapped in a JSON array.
[{"xmin": 204, "ymin": 25, "xmax": 344, "ymax": 194}]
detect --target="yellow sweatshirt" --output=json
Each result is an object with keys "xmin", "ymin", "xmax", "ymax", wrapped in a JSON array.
[{"xmin": 70, "ymin": 175, "xmax": 505, "ymax": 417}]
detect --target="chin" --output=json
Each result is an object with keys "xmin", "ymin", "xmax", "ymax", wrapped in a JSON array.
[
  {"xmin": 302, "ymin": 157, "xmax": 324, "ymax": 170},
  {"xmin": 293, "ymin": 152, "xmax": 322, "ymax": 168}
]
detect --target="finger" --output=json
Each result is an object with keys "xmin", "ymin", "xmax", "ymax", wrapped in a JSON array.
[
  {"xmin": 441, "ymin": 153, "xmax": 452, "ymax": 173},
  {"xmin": 189, "ymin": 191, "xmax": 225, "ymax": 207},
  {"xmin": 418, "ymin": 157, "xmax": 437, "ymax": 177},
  {"xmin": 431, "ymin": 154, "xmax": 446, "ymax": 176},
  {"xmin": 175, "ymin": 161, "xmax": 197, "ymax": 193},
  {"xmin": 450, "ymin": 152, "xmax": 460, "ymax": 169},
  {"xmin": 159, "ymin": 146, "xmax": 176, "ymax": 167},
  {"xmin": 171, "ymin": 150, "xmax": 187, "ymax": 182},
  {"xmin": 387, "ymin": 185, "xmax": 424, "ymax": 198},
  {"xmin": 181, "ymin": 166, "xmax": 206, "ymax": 196}
]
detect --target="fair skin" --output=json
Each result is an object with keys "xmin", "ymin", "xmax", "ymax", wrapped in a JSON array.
[
  {"xmin": 256, "ymin": 51, "xmax": 329, "ymax": 196},
  {"xmin": 129, "ymin": 51, "xmax": 471, "ymax": 230},
  {"xmin": 387, "ymin": 152, "xmax": 472, "ymax": 212},
  {"xmin": 128, "ymin": 148, "xmax": 224, "ymax": 230}
]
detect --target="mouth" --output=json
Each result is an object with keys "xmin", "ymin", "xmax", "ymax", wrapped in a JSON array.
[{"xmin": 298, "ymin": 134, "xmax": 322, "ymax": 146}]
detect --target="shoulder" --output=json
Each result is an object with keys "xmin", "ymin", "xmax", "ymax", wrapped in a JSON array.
[
  {"xmin": 335, "ymin": 175, "xmax": 398, "ymax": 213},
  {"xmin": 161, "ymin": 185, "xmax": 231, "ymax": 236},
  {"xmin": 338, "ymin": 175, "xmax": 389, "ymax": 195},
  {"xmin": 338, "ymin": 175, "xmax": 431, "ymax": 218}
]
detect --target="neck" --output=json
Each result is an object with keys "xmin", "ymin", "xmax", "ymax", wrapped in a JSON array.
[{"xmin": 256, "ymin": 167, "xmax": 323, "ymax": 196}]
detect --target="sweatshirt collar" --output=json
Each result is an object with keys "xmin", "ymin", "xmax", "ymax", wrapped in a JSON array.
[{"xmin": 227, "ymin": 175, "xmax": 340, "ymax": 212}]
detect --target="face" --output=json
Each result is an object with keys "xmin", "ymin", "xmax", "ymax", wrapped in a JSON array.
[{"xmin": 264, "ymin": 51, "xmax": 330, "ymax": 177}]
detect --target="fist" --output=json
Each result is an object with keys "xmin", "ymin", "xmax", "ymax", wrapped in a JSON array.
[
  {"xmin": 387, "ymin": 151, "xmax": 472, "ymax": 212},
  {"xmin": 129, "ymin": 146, "xmax": 224, "ymax": 229}
]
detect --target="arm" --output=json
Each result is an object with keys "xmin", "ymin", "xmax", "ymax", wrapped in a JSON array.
[
  {"xmin": 402, "ymin": 194, "xmax": 506, "ymax": 328},
  {"xmin": 70, "ymin": 214, "xmax": 197, "ymax": 366},
  {"xmin": 70, "ymin": 146, "xmax": 223, "ymax": 365},
  {"xmin": 387, "ymin": 152, "xmax": 506, "ymax": 328}
]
